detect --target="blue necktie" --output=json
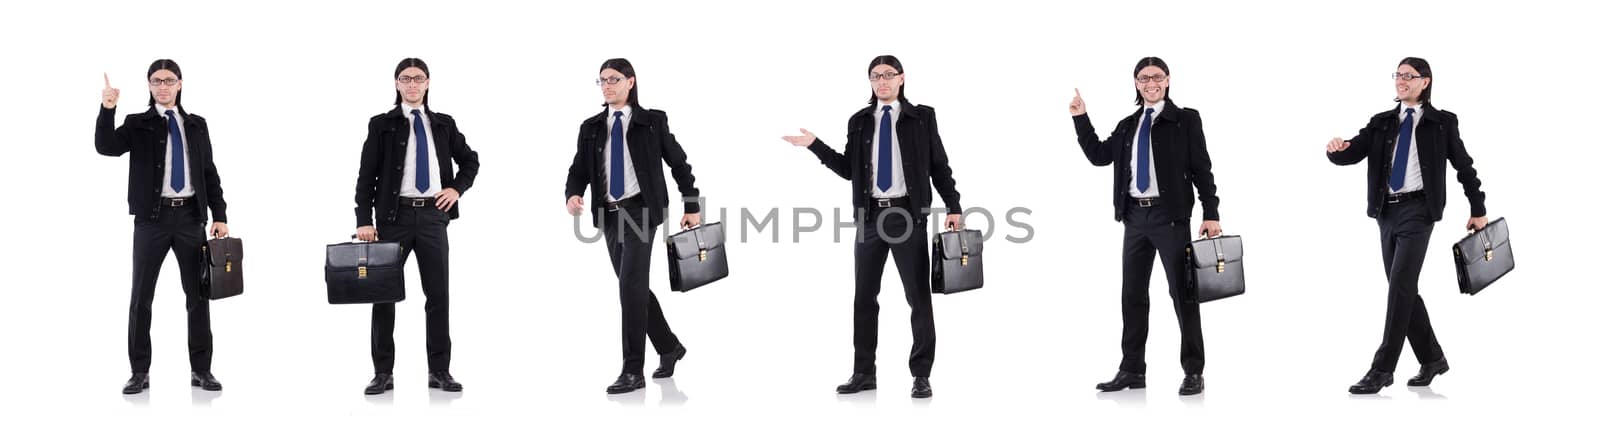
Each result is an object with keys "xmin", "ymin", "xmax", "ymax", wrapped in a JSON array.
[
  {"xmin": 877, "ymin": 105, "xmax": 893, "ymax": 192},
  {"xmin": 1389, "ymin": 108, "xmax": 1416, "ymax": 192},
  {"xmin": 610, "ymin": 111, "xmax": 625, "ymax": 199},
  {"xmin": 1135, "ymin": 108, "xmax": 1154, "ymax": 193},
  {"xmin": 165, "ymin": 110, "xmax": 185, "ymax": 193},
  {"xmin": 411, "ymin": 109, "xmax": 430, "ymax": 193}
]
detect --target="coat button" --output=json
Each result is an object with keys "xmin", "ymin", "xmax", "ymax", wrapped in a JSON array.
[{"xmin": 395, "ymin": 166, "xmax": 402, "ymax": 171}]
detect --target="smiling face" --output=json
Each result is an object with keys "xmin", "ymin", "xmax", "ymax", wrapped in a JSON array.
[
  {"xmin": 599, "ymin": 68, "xmax": 634, "ymax": 108},
  {"xmin": 870, "ymin": 64, "xmax": 903, "ymax": 103},
  {"xmin": 396, "ymin": 67, "xmax": 429, "ymax": 106},
  {"xmin": 1134, "ymin": 65, "xmax": 1168, "ymax": 105},
  {"xmin": 1394, "ymin": 63, "xmax": 1430, "ymax": 105},
  {"xmin": 148, "ymin": 69, "xmax": 181, "ymax": 107}
]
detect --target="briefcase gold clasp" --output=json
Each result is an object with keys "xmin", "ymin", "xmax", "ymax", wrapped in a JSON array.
[
  {"xmin": 225, "ymin": 261, "xmax": 232, "ymax": 273},
  {"xmin": 1216, "ymin": 259, "xmax": 1225, "ymax": 273},
  {"xmin": 1485, "ymin": 249, "xmax": 1494, "ymax": 262},
  {"xmin": 358, "ymin": 266, "xmax": 368, "ymax": 279},
  {"xmin": 961, "ymin": 254, "xmax": 969, "ymax": 266},
  {"xmin": 699, "ymin": 249, "xmax": 707, "ymax": 262}
]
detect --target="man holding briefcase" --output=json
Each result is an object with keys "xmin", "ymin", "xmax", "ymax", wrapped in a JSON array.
[
  {"xmin": 782, "ymin": 55, "xmax": 964, "ymax": 399},
  {"xmin": 97, "ymin": 60, "xmax": 231, "ymax": 395},
  {"xmin": 1071, "ymin": 57, "xmax": 1224, "ymax": 396},
  {"xmin": 564, "ymin": 58, "xmax": 702, "ymax": 395},
  {"xmin": 1326, "ymin": 57, "xmax": 1490, "ymax": 395},
  {"xmin": 353, "ymin": 58, "xmax": 480, "ymax": 395}
]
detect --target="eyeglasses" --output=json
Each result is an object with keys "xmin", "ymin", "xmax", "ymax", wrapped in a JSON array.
[
  {"xmin": 397, "ymin": 75, "xmax": 429, "ymax": 84},
  {"xmin": 868, "ymin": 72, "xmax": 901, "ymax": 82},
  {"xmin": 148, "ymin": 78, "xmax": 180, "ymax": 87},
  {"xmin": 1392, "ymin": 72, "xmax": 1427, "ymax": 81},
  {"xmin": 596, "ymin": 76, "xmax": 626, "ymax": 86},
  {"xmin": 1136, "ymin": 74, "xmax": 1168, "ymax": 84}
]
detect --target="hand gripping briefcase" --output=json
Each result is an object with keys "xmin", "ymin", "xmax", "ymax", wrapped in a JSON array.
[
  {"xmin": 325, "ymin": 238, "xmax": 406, "ymax": 304},
  {"xmin": 666, "ymin": 222, "xmax": 729, "ymax": 292},
  {"xmin": 1453, "ymin": 217, "xmax": 1514, "ymax": 295},
  {"xmin": 199, "ymin": 237, "xmax": 244, "ymax": 300},
  {"xmin": 932, "ymin": 229, "xmax": 984, "ymax": 294},
  {"xmin": 1187, "ymin": 235, "xmax": 1245, "ymax": 303}
]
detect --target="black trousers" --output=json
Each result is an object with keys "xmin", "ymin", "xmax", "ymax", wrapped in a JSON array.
[
  {"xmin": 1118, "ymin": 204, "xmax": 1204, "ymax": 375},
  {"xmin": 1369, "ymin": 198, "xmax": 1445, "ymax": 372},
  {"xmin": 127, "ymin": 203, "xmax": 213, "ymax": 374},
  {"xmin": 852, "ymin": 206, "xmax": 936, "ymax": 377},
  {"xmin": 371, "ymin": 204, "xmax": 452, "ymax": 374},
  {"xmin": 601, "ymin": 205, "xmax": 681, "ymax": 376}
]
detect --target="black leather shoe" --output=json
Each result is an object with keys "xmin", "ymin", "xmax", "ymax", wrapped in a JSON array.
[
  {"xmin": 1095, "ymin": 370, "xmax": 1146, "ymax": 392},
  {"xmin": 653, "ymin": 345, "xmax": 687, "ymax": 379},
  {"xmin": 1348, "ymin": 370, "xmax": 1394, "ymax": 394},
  {"xmin": 911, "ymin": 377, "xmax": 933, "ymax": 399},
  {"xmin": 428, "ymin": 371, "xmax": 463, "ymax": 392},
  {"xmin": 364, "ymin": 374, "xmax": 394, "ymax": 395},
  {"xmin": 1178, "ymin": 374, "xmax": 1204, "ymax": 396},
  {"xmin": 835, "ymin": 373, "xmax": 877, "ymax": 394},
  {"xmin": 122, "ymin": 373, "xmax": 149, "ymax": 395},
  {"xmin": 1407, "ymin": 358, "xmax": 1450, "ymax": 387},
  {"xmin": 607, "ymin": 373, "xmax": 646, "ymax": 394},
  {"xmin": 190, "ymin": 372, "xmax": 222, "ymax": 391}
]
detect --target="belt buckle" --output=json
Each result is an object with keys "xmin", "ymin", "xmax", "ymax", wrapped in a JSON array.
[
  {"xmin": 876, "ymin": 199, "xmax": 893, "ymax": 208},
  {"xmin": 607, "ymin": 201, "xmax": 621, "ymax": 212},
  {"xmin": 167, "ymin": 198, "xmax": 185, "ymax": 207},
  {"xmin": 408, "ymin": 198, "xmax": 427, "ymax": 207},
  {"xmin": 1387, "ymin": 193, "xmax": 1404, "ymax": 204},
  {"xmin": 1137, "ymin": 199, "xmax": 1153, "ymax": 208}
]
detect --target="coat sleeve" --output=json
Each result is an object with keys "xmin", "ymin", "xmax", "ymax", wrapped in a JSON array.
[
  {"xmin": 354, "ymin": 119, "xmax": 383, "ymax": 227},
  {"xmin": 1073, "ymin": 114, "xmax": 1120, "ymax": 167},
  {"xmin": 1328, "ymin": 116, "xmax": 1379, "ymax": 166},
  {"xmin": 1444, "ymin": 115, "xmax": 1487, "ymax": 217},
  {"xmin": 95, "ymin": 106, "xmax": 133, "ymax": 157},
  {"xmin": 1184, "ymin": 110, "xmax": 1219, "ymax": 221},
  {"xmin": 924, "ymin": 107, "xmax": 961, "ymax": 212},
  {"xmin": 565, "ymin": 123, "xmax": 591, "ymax": 201},
  {"xmin": 197, "ymin": 118, "xmax": 227, "ymax": 223},
  {"xmin": 448, "ymin": 123, "xmax": 480, "ymax": 195},
  {"xmin": 654, "ymin": 111, "xmax": 702, "ymax": 214}
]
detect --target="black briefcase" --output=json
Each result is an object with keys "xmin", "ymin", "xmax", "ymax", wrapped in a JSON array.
[
  {"xmin": 932, "ymin": 229, "xmax": 984, "ymax": 294},
  {"xmin": 1187, "ymin": 235, "xmax": 1245, "ymax": 303},
  {"xmin": 666, "ymin": 222, "xmax": 729, "ymax": 292},
  {"xmin": 1453, "ymin": 217, "xmax": 1514, "ymax": 295},
  {"xmin": 199, "ymin": 237, "xmax": 244, "ymax": 300},
  {"xmin": 325, "ymin": 239, "xmax": 406, "ymax": 304}
]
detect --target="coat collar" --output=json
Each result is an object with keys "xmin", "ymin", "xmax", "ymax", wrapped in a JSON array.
[
  {"xmin": 1127, "ymin": 99, "xmax": 1180, "ymax": 123},
  {"xmin": 1380, "ymin": 101, "xmax": 1441, "ymax": 123},
  {"xmin": 853, "ymin": 100, "xmax": 921, "ymax": 122}
]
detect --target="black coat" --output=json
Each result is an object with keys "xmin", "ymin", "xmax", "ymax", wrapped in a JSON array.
[
  {"xmin": 565, "ymin": 107, "xmax": 701, "ymax": 228},
  {"xmin": 1073, "ymin": 99, "xmax": 1220, "ymax": 222},
  {"xmin": 355, "ymin": 106, "xmax": 481, "ymax": 227},
  {"xmin": 1327, "ymin": 102, "xmax": 1486, "ymax": 221},
  {"xmin": 95, "ymin": 106, "xmax": 227, "ymax": 223},
  {"xmin": 806, "ymin": 102, "xmax": 961, "ymax": 218}
]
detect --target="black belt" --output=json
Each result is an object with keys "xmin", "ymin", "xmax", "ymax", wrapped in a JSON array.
[
  {"xmin": 400, "ymin": 196, "xmax": 435, "ymax": 208},
  {"xmin": 161, "ymin": 197, "xmax": 193, "ymax": 207},
  {"xmin": 1128, "ymin": 196, "xmax": 1161, "ymax": 208},
  {"xmin": 1385, "ymin": 191, "xmax": 1425, "ymax": 204},
  {"xmin": 606, "ymin": 196, "xmax": 644, "ymax": 212},
  {"xmin": 869, "ymin": 196, "xmax": 910, "ymax": 209}
]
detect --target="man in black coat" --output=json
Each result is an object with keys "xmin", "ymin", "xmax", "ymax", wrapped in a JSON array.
[
  {"xmin": 783, "ymin": 55, "xmax": 963, "ymax": 399},
  {"xmin": 1071, "ymin": 57, "xmax": 1222, "ymax": 396},
  {"xmin": 1327, "ymin": 57, "xmax": 1489, "ymax": 395},
  {"xmin": 564, "ymin": 58, "xmax": 700, "ymax": 395},
  {"xmin": 353, "ymin": 58, "xmax": 480, "ymax": 395},
  {"xmin": 96, "ymin": 60, "xmax": 230, "ymax": 394}
]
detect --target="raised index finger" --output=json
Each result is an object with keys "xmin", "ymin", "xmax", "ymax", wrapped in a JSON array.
[
  {"xmin": 1074, "ymin": 88, "xmax": 1081, "ymax": 98},
  {"xmin": 104, "ymin": 72, "xmax": 111, "ymax": 88}
]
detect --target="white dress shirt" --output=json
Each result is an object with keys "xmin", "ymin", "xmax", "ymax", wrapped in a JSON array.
[
  {"xmin": 400, "ymin": 103, "xmax": 443, "ymax": 198},
  {"xmin": 605, "ymin": 105, "xmax": 642, "ymax": 202},
  {"xmin": 1128, "ymin": 100, "xmax": 1165, "ymax": 198},
  {"xmin": 156, "ymin": 104, "xmax": 195, "ymax": 198},
  {"xmin": 1390, "ymin": 103, "xmax": 1425, "ymax": 194},
  {"xmin": 871, "ymin": 101, "xmax": 908, "ymax": 198}
]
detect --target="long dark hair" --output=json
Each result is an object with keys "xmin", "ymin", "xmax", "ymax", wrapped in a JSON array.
[
  {"xmin": 599, "ymin": 58, "xmax": 642, "ymax": 109},
  {"xmin": 146, "ymin": 59, "xmax": 182, "ymax": 107},
  {"xmin": 866, "ymin": 55, "xmax": 910, "ymax": 106},
  {"xmin": 1396, "ymin": 57, "xmax": 1433, "ymax": 104},
  {"xmin": 1132, "ymin": 56, "xmax": 1170, "ymax": 105},
  {"xmin": 393, "ymin": 58, "xmax": 430, "ymax": 106}
]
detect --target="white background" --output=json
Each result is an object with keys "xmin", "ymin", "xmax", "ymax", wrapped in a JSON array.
[{"xmin": 2, "ymin": 0, "xmax": 1594, "ymax": 439}]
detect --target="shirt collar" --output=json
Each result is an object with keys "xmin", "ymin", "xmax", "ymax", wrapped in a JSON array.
[
  {"xmin": 403, "ymin": 103, "xmax": 427, "ymax": 117},
  {"xmin": 608, "ymin": 104, "xmax": 633, "ymax": 119},
  {"xmin": 1400, "ymin": 102, "xmax": 1423, "ymax": 119},
  {"xmin": 156, "ymin": 104, "xmax": 179, "ymax": 117},
  {"xmin": 1143, "ymin": 100, "xmax": 1166, "ymax": 118}
]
